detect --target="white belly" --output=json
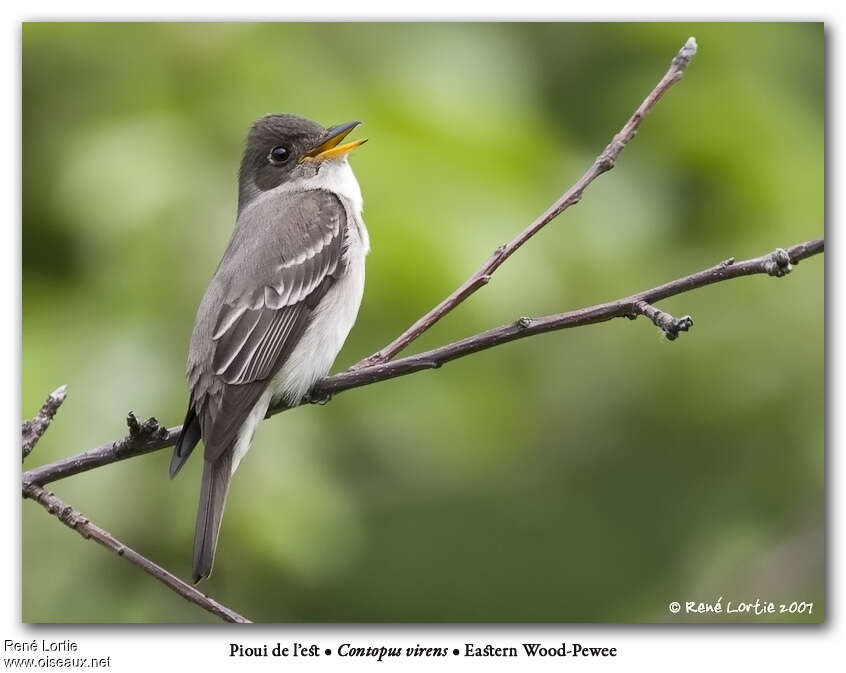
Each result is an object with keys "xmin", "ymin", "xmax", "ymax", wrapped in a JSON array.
[
  {"xmin": 229, "ymin": 215, "xmax": 368, "ymax": 475},
  {"xmin": 272, "ymin": 233, "xmax": 367, "ymax": 406}
]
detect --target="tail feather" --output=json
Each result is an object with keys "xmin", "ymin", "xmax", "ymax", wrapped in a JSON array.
[
  {"xmin": 170, "ymin": 406, "xmax": 201, "ymax": 478},
  {"xmin": 192, "ymin": 452, "xmax": 233, "ymax": 583}
]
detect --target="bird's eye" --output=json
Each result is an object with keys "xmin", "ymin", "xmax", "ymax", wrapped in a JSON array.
[{"xmin": 268, "ymin": 146, "xmax": 291, "ymax": 164}]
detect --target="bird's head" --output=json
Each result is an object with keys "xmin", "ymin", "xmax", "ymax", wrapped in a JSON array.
[{"xmin": 237, "ymin": 114, "xmax": 366, "ymax": 213}]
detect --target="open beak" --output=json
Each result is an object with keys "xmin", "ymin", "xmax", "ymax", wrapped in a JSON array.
[{"xmin": 303, "ymin": 120, "xmax": 367, "ymax": 161}]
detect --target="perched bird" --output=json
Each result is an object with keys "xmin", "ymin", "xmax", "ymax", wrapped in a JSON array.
[{"xmin": 170, "ymin": 114, "xmax": 369, "ymax": 583}]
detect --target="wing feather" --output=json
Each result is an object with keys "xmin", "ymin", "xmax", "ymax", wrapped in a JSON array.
[
  {"xmin": 187, "ymin": 189, "xmax": 348, "ymax": 464},
  {"xmin": 212, "ymin": 308, "xmax": 263, "ymax": 375}
]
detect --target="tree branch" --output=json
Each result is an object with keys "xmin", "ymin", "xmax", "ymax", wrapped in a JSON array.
[
  {"xmin": 22, "ymin": 394, "xmax": 250, "ymax": 623},
  {"xmin": 22, "ymin": 385, "xmax": 68, "ymax": 460},
  {"xmin": 21, "ymin": 481, "xmax": 250, "ymax": 623},
  {"xmin": 306, "ymin": 239, "xmax": 823, "ymax": 398},
  {"xmin": 23, "ymin": 414, "xmax": 180, "ymax": 487},
  {"xmin": 22, "ymin": 236, "xmax": 823, "ymax": 488},
  {"xmin": 352, "ymin": 36, "xmax": 699, "ymax": 369},
  {"xmin": 22, "ymin": 412, "xmax": 180, "ymax": 486}
]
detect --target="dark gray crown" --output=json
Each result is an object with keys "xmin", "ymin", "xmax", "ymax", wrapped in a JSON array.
[{"xmin": 238, "ymin": 114, "xmax": 327, "ymax": 212}]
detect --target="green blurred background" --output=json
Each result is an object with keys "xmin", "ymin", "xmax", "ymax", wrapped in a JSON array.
[{"xmin": 22, "ymin": 23, "xmax": 824, "ymax": 622}]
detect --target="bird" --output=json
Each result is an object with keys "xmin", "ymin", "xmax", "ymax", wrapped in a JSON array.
[{"xmin": 169, "ymin": 114, "xmax": 369, "ymax": 583}]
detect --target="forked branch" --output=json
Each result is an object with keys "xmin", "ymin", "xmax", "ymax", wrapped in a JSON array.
[
  {"xmin": 21, "ymin": 389, "xmax": 250, "ymax": 623},
  {"xmin": 352, "ymin": 36, "xmax": 699, "ymax": 368},
  {"xmin": 23, "ymin": 237, "xmax": 824, "ymax": 488}
]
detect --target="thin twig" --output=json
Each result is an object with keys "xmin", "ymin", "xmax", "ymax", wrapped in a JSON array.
[
  {"xmin": 352, "ymin": 36, "xmax": 699, "ymax": 370},
  {"xmin": 22, "ymin": 385, "xmax": 68, "ymax": 460},
  {"xmin": 21, "ymin": 481, "xmax": 251, "ymax": 623},
  {"xmin": 631, "ymin": 301, "xmax": 693, "ymax": 341},
  {"xmin": 22, "ymin": 237, "xmax": 823, "ymax": 487}
]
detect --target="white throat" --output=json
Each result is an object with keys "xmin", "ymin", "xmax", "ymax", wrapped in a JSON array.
[{"xmin": 287, "ymin": 158, "xmax": 364, "ymax": 215}]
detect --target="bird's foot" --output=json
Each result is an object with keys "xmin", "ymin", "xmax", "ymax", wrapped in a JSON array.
[{"xmin": 303, "ymin": 390, "xmax": 333, "ymax": 406}]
